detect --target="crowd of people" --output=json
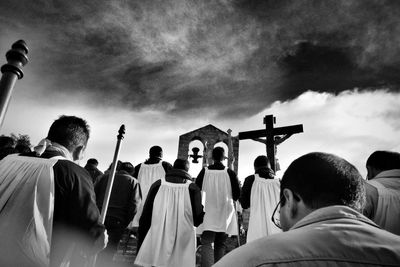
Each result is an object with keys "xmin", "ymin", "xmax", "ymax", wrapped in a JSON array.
[{"xmin": 0, "ymin": 115, "xmax": 399, "ymax": 267}]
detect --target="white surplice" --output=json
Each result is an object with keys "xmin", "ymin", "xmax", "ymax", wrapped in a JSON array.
[
  {"xmin": 246, "ymin": 175, "xmax": 281, "ymax": 243},
  {"xmin": 135, "ymin": 180, "xmax": 196, "ymax": 267},
  {"xmin": 130, "ymin": 161, "xmax": 166, "ymax": 227},
  {"xmin": 197, "ymin": 167, "xmax": 238, "ymax": 236},
  {"xmin": 0, "ymin": 154, "xmax": 62, "ymax": 267}
]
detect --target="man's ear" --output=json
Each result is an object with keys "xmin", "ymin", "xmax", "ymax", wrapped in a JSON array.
[
  {"xmin": 283, "ymin": 188, "xmax": 301, "ymax": 218},
  {"xmin": 72, "ymin": 145, "xmax": 85, "ymax": 161}
]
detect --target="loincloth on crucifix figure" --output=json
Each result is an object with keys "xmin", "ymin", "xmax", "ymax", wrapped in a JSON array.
[{"xmin": 252, "ymin": 133, "xmax": 293, "ymax": 172}]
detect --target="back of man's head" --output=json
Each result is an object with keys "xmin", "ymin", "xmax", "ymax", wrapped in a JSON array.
[
  {"xmin": 281, "ymin": 152, "xmax": 365, "ymax": 212},
  {"xmin": 366, "ymin": 150, "xmax": 400, "ymax": 172},
  {"xmin": 254, "ymin": 155, "xmax": 271, "ymax": 171},
  {"xmin": 149, "ymin": 145, "xmax": 163, "ymax": 159},
  {"xmin": 173, "ymin": 158, "xmax": 190, "ymax": 172},
  {"xmin": 212, "ymin": 147, "xmax": 225, "ymax": 162},
  {"xmin": 120, "ymin": 161, "xmax": 135, "ymax": 176},
  {"xmin": 47, "ymin": 115, "xmax": 90, "ymax": 152},
  {"xmin": 87, "ymin": 158, "xmax": 98, "ymax": 166}
]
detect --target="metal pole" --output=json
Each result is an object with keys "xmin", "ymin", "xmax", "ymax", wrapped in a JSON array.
[
  {"xmin": 90, "ymin": 125, "xmax": 125, "ymax": 267},
  {"xmin": 0, "ymin": 40, "xmax": 28, "ymax": 129}
]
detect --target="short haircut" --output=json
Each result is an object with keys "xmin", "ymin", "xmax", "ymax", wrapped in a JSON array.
[
  {"xmin": 0, "ymin": 136, "xmax": 15, "ymax": 148},
  {"xmin": 149, "ymin": 145, "xmax": 163, "ymax": 158},
  {"xmin": 366, "ymin": 150, "xmax": 400, "ymax": 171},
  {"xmin": 87, "ymin": 158, "xmax": 98, "ymax": 165},
  {"xmin": 254, "ymin": 155, "xmax": 270, "ymax": 169},
  {"xmin": 281, "ymin": 152, "xmax": 365, "ymax": 212},
  {"xmin": 121, "ymin": 161, "xmax": 135, "ymax": 175},
  {"xmin": 173, "ymin": 158, "xmax": 189, "ymax": 171},
  {"xmin": 212, "ymin": 147, "xmax": 225, "ymax": 161},
  {"xmin": 47, "ymin": 115, "xmax": 90, "ymax": 151}
]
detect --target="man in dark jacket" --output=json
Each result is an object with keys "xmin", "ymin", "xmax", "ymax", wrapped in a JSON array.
[
  {"xmin": 84, "ymin": 158, "xmax": 103, "ymax": 184},
  {"xmin": 95, "ymin": 161, "xmax": 141, "ymax": 266}
]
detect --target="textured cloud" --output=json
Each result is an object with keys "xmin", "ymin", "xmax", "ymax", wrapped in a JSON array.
[{"xmin": 1, "ymin": 0, "xmax": 400, "ymax": 119}]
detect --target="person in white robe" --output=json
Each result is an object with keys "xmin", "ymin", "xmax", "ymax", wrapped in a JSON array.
[
  {"xmin": 240, "ymin": 155, "xmax": 281, "ymax": 243},
  {"xmin": 129, "ymin": 146, "xmax": 172, "ymax": 229},
  {"xmin": 135, "ymin": 159, "xmax": 204, "ymax": 267},
  {"xmin": 0, "ymin": 115, "xmax": 107, "ymax": 267},
  {"xmin": 195, "ymin": 147, "xmax": 240, "ymax": 267}
]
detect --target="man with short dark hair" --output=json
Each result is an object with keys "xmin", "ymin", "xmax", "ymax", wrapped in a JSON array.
[
  {"xmin": 195, "ymin": 147, "xmax": 240, "ymax": 267},
  {"xmin": 95, "ymin": 161, "xmax": 141, "ymax": 267},
  {"xmin": 364, "ymin": 150, "xmax": 400, "ymax": 235},
  {"xmin": 214, "ymin": 152, "xmax": 400, "ymax": 267},
  {"xmin": 0, "ymin": 115, "xmax": 107, "ymax": 267},
  {"xmin": 130, "ymin": 146, "xmax": 172, "ymax": 228},
  {"xmin": 136, "ymin": 159, "xmax": 204, "ymax": 267},
  {"xmin": 240, "ymin": 155, "xmax": 281, "ymax": 243},
  {"xmin": 85, "ymin": 158, "xmax": 103, "ymax": 184}
]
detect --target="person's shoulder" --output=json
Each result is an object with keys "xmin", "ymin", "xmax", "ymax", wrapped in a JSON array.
[
  {"xmin": 213, "ymin": 234, "xmax": 285, "ymax": 267},
  {"xmin": 162, "ymin": 161, "xmax": 172, "ymax": 168},
  {"xmin": 244, "ymin": 174, "xmax": 255, "ymax": 182},
  {"xmin": 54, "ymin": 160, "xmax": 91, "ymax": 179}
]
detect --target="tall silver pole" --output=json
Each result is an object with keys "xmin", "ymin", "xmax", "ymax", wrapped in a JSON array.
[{"xmin": 0, "ymin": 40, "xmax": 28, "ymax": 129}]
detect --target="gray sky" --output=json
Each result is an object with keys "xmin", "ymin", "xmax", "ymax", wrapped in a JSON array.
[{"xmin": 0, "ymin": 0, "xmax": 399, "ymax": 178}]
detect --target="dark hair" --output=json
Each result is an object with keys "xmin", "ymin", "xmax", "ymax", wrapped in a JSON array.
[
  {"xmin": 47, "ymin": 115, "xmax": 90, "ymax": 151},
  {"xmin": 87, "ymin": 158, "xmax": 98, "ymax": 165},
  {"xmin": 108, "ymin": 160, "xmax": 122, "ymax": 171},
  {"xmin": 0, "ymin": 136, "xmax": 15, "ymax": 148},
  {"xmin": 149, "ymin": 145, "xmax": 163, "ymax": 159},
  {"xmin": 15, "ymin": 144, "xmax": 31, "ymax": 153},
  {"xmin": 121, "ymin": 161, "xmax": 135, "ymax": 175},
  {"xmin": 366, "ymin": 150, "xmax": 400, "ymax": 171},
  {"xmin": 173, "ymin": 158, "xmax": 189, "ymax": 171},
  {"xmin": 254, "ymin": 155, "xmax": 270, "ymax": 169},
  {"xmin": 212, "ymin": 147, "xmax": 225, "ymax": 161},
  {"xmin": 281, "ymin": 152, "xmax": 365, "ymax": 212}
]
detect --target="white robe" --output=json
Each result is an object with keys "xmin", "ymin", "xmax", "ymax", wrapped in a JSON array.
[
  {"xmin": 135, "ymin": 180, "xmax": 196, "ymax": 267},
  {"xmin": 246, "ymin": 175, "xmax": 281, "ymax": 243},
  {"xmin": 131, "ymin": 161, "xmax": 166, "ymax": 227},
  {"xmin": 197, "ymin": 167, "xmax": 238, "ymax": 236},
  {"xmin": 0, "ymin": 154, "xmax": 61, "ymax": 267}
]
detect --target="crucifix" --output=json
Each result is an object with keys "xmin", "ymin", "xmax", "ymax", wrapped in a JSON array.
[{"xmin": 238, "ymin": 115, "xmax": 303, "ymax": 173}]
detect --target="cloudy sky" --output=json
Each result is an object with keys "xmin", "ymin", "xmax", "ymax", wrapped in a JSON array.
[{"xmin": 0, "ymin": 0, "xmax": 399, "ymax": 179}]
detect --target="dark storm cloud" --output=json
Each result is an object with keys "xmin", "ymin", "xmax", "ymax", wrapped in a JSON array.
[{"xmin": 1, "ymin": 0, "xmax": 400, "ymax": 118}]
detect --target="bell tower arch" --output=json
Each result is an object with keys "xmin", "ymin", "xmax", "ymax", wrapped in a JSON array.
[{"xmin": 177, "ymin": 124, "xmax": 239, "ymax": 174}]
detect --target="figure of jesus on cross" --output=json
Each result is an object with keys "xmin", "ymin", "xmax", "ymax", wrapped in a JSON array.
[{"xmin": 239, "ymin": 115, "xmax": 303, "ymax": 173}]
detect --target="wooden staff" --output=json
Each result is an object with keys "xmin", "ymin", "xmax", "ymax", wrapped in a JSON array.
[
  {"xmin": 90, "ymin": 124, "xmax": 125, "ymax": 267},
  {"xmin": 0, "ymin": 40, "xmax": 28, "ymax": 129},
  {"xmin": 227, "ymin": 129, "xmax": 241, "ymax": 247}
]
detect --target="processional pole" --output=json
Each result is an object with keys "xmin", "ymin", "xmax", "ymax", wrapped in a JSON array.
[
  {"xmin": 90, "ymin": 124, "xmax": 125, "ymax": 267},
  {"xmin": 0, "ymin": 40, "xmax": 29, "ymax": 129},
  {"xmin": 227, "ymin": 129, "xmax": 241, "ymax": 247}
]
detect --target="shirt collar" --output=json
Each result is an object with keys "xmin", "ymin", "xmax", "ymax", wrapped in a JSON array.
[{"xmin": 291, "ymin": 205, "xmax": 379, "ymax": 230}]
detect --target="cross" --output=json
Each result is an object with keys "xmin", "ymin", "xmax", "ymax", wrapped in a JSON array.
[
  {"xmin": 189, "ymin": 147, "xmax": 203, "ymax": 164},
  {"xmin": 238, "ymin": 115, "xmax": 303, "ymax": 173}
]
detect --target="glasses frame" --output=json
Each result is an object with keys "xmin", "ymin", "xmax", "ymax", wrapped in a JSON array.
[{"xmin": 271, "ymin": 196, "xmax": 283, "ymax": 229}]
